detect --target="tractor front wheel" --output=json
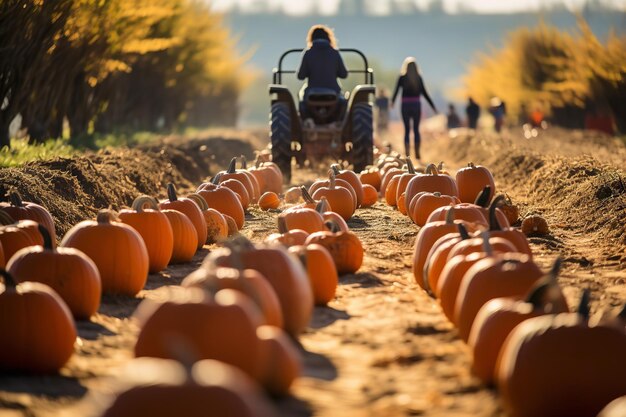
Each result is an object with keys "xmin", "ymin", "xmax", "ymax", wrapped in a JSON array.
[
  {"xmin": 270, "ymin": 102, "xmax": 292, "ymax": 183},
  {"xmin": 350, "ymin": 102, "xmax": 374, "ymax": 173}
]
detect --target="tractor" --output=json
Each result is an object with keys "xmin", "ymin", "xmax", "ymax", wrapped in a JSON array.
[{"xmin": 269, "ymin": 48, "xmax": 375, "ymax": 182}]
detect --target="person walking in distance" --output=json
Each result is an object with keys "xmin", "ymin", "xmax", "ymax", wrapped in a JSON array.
[
  {"xmin": 391, "ymin": 57, "xmax": 437, "ymax": 161},
  {"xmin": 466, "ymin": 97, "xmax": 480, "ymax": 130}
]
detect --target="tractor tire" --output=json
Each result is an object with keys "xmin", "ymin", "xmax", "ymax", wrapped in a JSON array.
[
  {"xmin": 350, "ymin": 102, "xmax": 374, "ymax": 173},
  {"xmin": 270, "ymin": 102, "xmax": 292, "ymax": 183}
]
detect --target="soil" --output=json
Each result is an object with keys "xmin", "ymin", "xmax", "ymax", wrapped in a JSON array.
[{"xmin": 0, "ymin": 124, "xmax": 624, "ymax": 417}]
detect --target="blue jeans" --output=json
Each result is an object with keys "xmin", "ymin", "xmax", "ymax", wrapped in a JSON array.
[{"xmin": 401, "ymin": 101, "xmax": 421, "ymax": 158}]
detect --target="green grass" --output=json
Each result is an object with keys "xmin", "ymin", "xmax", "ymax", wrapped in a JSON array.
[{"xmin": 0, "ymin": 138, "xmax": 76, "ymax": 167}]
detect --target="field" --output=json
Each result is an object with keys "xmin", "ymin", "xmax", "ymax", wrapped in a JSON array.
[{"xmin": 0, "ymin": 124, "xmax": 625, "ymax": 416}]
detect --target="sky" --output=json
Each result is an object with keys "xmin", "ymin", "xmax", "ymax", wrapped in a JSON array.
[{"xmin": 209, "ymin": 0, "xmax": 626, "ymax": 15}]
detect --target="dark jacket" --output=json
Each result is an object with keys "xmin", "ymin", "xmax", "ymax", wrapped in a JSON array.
[
  {"xmin": 391, "ymin": 74, "xmax": 436, "ymax": 112},
  {"xmin": 297, "ymin": 39, "xmax": 348, "ymax": 93}
]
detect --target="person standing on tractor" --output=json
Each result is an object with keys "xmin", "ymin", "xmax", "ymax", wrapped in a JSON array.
[
  {"xmin": 297, "ymin": 24, "xmax": 348, "ymax": 117},
  {"xmin": 391, "ymin": 57, "xmax": 437, "ymax": 162}
]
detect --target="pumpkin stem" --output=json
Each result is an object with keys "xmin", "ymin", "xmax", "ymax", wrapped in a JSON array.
[
  {"xmin": 300, "ymin": 186, "xmax": 316, "ymax": 204},
  {"xmin": 226, "ymin": 157, "xmax": 237, "ymax": 174},
  {"xmin": 0, "ymin": 210, "xmax": 15, "ymax": 225},
  {"xmin": 328, "ymin": 171, "xmax": 336, "ymax": 190},
  {"xmin": 240, "ymin": 155, "xmax": 248, "ymax": 170},
  {"xmin": 406, "ymin": 157, "xmax": 415, "ymax": 174},
  {"xmin": 525, "ymin": 279, "xmax": 553, "ymax": 308},
  {"xmin": 325, "ymin": 220, "xmax": 341, "ymax": 233},
  {"xmin": 330, "ymin": 164, "xmax": 341, "ymax": 176},
  {"xmin": 8, "ymin": 192, "xmax": 24, "ymax": 207},
  {"xmin": 457, "ymin": 223, "xmax": 470, "ymax": 240},
  {"xmin": 426, "ymin": 163, "xmax": 439, "ymax": 175},
  {"xmin": 167, "ymin": 183, "xmax": 178, "ymax": 202},
  {"xmin": 132, "ymin": 195, "xmax": 159, "ymax": 213},
  {"xmin": 277, "ymin": 216, "xmax": 289, "ymax": 234},
  {"xmin": 548, "ymin": 257, "xmax": 562, "ymax": 283},
  {"xmin": 211, "ymin": 173, "xmax": 223, "ymax": 185},
  {"xmin": 576, "ymin": 289, "xmax": 591, "ymax": 320},
  {"xmin": 437, "ymin": 161, "xmax": 444, "ymax": 172},
  {"xmin": 0, "ymin": 269, "xmax": 17, "ymax": 289},
  {"xmin": 525, "ymin": 256, "xmax": 564, "ymax": 310},
  {"xmin": 488, "ymin": 195, "xmax": 506, "ymax": 231},
  {"xmin": 474, "ymin": 185, "xmax": 492, "ymax": 207},
  {"xmin": 315, "ymin": 196, "xmax": 331, "ymax": 214},
  {"xmin": 434, "ymin": 192, "xmax": 441, "ymax": 197},
  {"xmin": 96, "ymin": 210, "xmax": 116, "ymax": 224},
  {"xmin": 38, "ymin": 224, "xmax": 54, "ymax": 250},
  {"xmin": 444, "ymin": 206, "xmax": 456, "ymax": 224},
  {"xmin": 468, "ymin": 162, "xmax": 475, "ymax": 169},
  {"xmin": 254, "ymin": 156, "xmax": 262, "ymax": 169},
  {"xmin": 481, "ymin": 231, "xmax": 493, "ymax": 256}
]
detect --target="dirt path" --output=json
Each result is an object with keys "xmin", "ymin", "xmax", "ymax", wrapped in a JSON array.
[{"xmin": 1, "ymin": 125, "xmax": 625, "ymax": 416}]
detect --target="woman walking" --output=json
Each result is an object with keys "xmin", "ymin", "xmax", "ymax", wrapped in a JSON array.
[{"xmin": 391, "ymin": 57, "xmax": 437, "ymax": 161}]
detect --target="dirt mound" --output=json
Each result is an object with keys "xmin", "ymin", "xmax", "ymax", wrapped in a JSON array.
[
  {"xmin": 0, "ymin": 133, "xmax": 261, "ymax": 238},
  {"xmin": 432, "ymin": 132, "xmax": 626, "ymax": 263}
]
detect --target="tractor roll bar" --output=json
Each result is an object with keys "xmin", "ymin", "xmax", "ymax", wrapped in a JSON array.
[{"xmin": 272, "ymin": 48, "xmax": 374, "ymax": 85}]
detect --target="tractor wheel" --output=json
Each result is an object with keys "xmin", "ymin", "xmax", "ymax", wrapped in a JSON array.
[
  {"xmin": 350, "ymin": 102, "xmax": 374, "ymax": 173},
  {"xmin": 270, "ymin": 102, "xmax": 292, "ymax": 183}
]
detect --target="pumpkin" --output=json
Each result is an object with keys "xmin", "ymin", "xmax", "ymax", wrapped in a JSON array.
[
  {"xmin": 331, "ymin": 164, "xmax": 364, "ymax": 208},
  {"xmin": 468, "ymin": 258, "xmax": 569, "ymax": 385},
  {"xmin": 305, "ymin": 226, "xmax": 363, "ymax": 275},
  {"xmin": 219, "ymin": 178, "xmax": 250, "ymax": 209},
  {"xmin": 197, "ymin": 180, "xmax": 245, "ymax": 230},
  {"xmin": 182, "ymin": 265, "xmax": 283, "ymax": 328},
  {"xmin": 258, "ymin": 191, "xmax": 281, "ymax": 210},
  {"xmin": 487, "ymin": 196, "xmax": 533, "ymax": 257},
  {"xmin": 456, "ymin": 162, "xmax": 496, "ymax": 204},
  {"xmin": 425, "ymin": 203, "xmax": 488, "ymax": 228},
  {"xmin": 222, "ymin": 214, "xmax": 239, "ymax": 236},
  {"xmin": 316, "ymin": 197, "xmax": 349, "ymax": 232},
  {"xmin": 408, "ymin": 191, "xmax": 460, "ymax": 226},
  {"xmin": 265, "ymin": 227, "xmax": 309, "ymax": 248},
  {"xmin": 379, "ymin": 166, "xmax": 405, "ymax": 196},
  {"xmin": 361, "ymin": 184, "xmax": 378, "ymax": 208},
  {"xmin": 217, "ymin": 157, "xmax": 257, "ymax": 204},
  {"xmin": 187, "ymin": 193, "xmax": 228, "ymax": 244},
  {"xmin": 359, "ymin": 167, "xmax": 382, "ymax": 191},
  {"xmin": 0, "ymin": 270, "xmax": 76, "ymax": 373},
  {"xmin": 256, "ymin": 325, "xmax": 301, "ymax": 396},
  {"xmin": 284, "ymin": 186, "xmax": 302, "ymax": 204},
  {"xmin": 405, "ymin": 163, "xmax": 459, "ymax": 206},
  {"xmin": 499, "ymin": 193, "xmax": 520, "ymax": 225},
  {"xmin": 159, "ymin": 184, "xmax": 207, "ymax": 250},
  {"xmin": 521, "ymin": 214, "xmax": 549, "ymax": 236},
  {"xmin": 118, "ymin": 196, "xmax": 174, "ymax": 273},
  {"xmin": 135, "ymin": 287, "xmax": 265, "ymax": 380},
  {"xmin": 237, "ymin": 156, "xmax": 262, "ymax": 203},
  {"xmin": 61, "ymin": 210, "xmax": 149, "ymax": 296},
  {"xmin": 97, "ymin": 357, "xmax": 278, "ymax": 417},
  {"xmin": 383, "ymin": 174, "xmax": 402, "ymax": 207},
  {"xmin": 411, "ymin": 208, "xmax": 477, "ymax": 289},
  {"xmin": 395, "ymin": 158, "xmax": 420, "ymax": 206},
  {"xmin": 289, "ymin": 243, "xmax": 338, "ymax": 305},
  {"xmin": 309, "ymin": 177, "xmax": 357, "ymax": 211},
  {"xmin": 423, "ymin": 223, "xmax": 471, "ymax": 293},
  {"xmin": 496, "ymin": 292, "xmax": 626, "ymax": 417},
  {"xmin": 454, "ymin": 252, "xmax": 544, "ymax": 342},
  {"xmin": 277, "ymin": 205, "xmax": 325, "ymax": 234},
  {"xmin": 249, "ymin": 157, "xmax": 283, "ymax": 195},
  {"xmin": 311, "ymin": 172, "xmax": 355, "ymax": 221},
  {"xmin": 161, "ymin": 209, "xmax": 198, "ymax": 263},
  {"xmin": 208, "ymin": 237, "xmax": 313, "ymax": 337},
  {"xmin": 8, "ymin": 225, "xmax": 101, "ymax": 320},
  {"xmin": 0, "ymin": 192, "xmax": 57, "ymax": 247},
  {"xmin": 397, "ymin": 193, "xmax": 408, "ymax": 215},
  {"xmin": 0, "ymin": 217, "xmax": 43, "ymax": 261},
  {"xmin": 437, "ymin": 233, "xmax": 518, "ymax": 323}
]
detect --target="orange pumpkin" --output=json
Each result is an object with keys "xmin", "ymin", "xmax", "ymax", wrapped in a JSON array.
[
  {"xmin": 219, "ymin": 178, "xmax": 250, "ymax": 209},
  {"xmin": 423, "ymin": 223, "xmax": 471, "ymax": 293},
  {"xmin": 98, "ymin": 357, "xmax": 278, "ymax": 417},
  {"xmin": 208, "ymin": 237, "xmax": 313, "ymax": 337},
  {"xmin": 278, "ymin": 205, "xmax": 325, "ymax": 234},
  {"xmin": 265, "ymin": 227, "xmax": 309, "ymax": 248},
  {"xmin": 217, "ymin": 157, "xmax": 257, "ymax": 204},
  {"xmin": 311, "ymin": 172, "xmax": 355, "ymax": 221},
  {"xmin": 454, "ymin": 252, "xmax": 544, "ymax": 342},
  {"xmin": 0, "ymin": 270, "xmax": 76, "ymax": 373},
  {"xmin": 425, "ymin": 203, "xmax": 489, "ymax": 228},
  {"xmin": 456, "ymin": 162, "xmax": 496, "ymax": 204},
  {"xmin": 182, "ymin": 266, "xmax": 283, "ymax": 328},
  {"xmin": 380, "ymin": 166, "xmax": 405, "ymax": 196},
  {"xmin": 256, "ymin": 325, "xmax": 301, "ymax": 396},
  {"xmin": 315, "ymin": 197, "xmax": 349, "ymax": 232},
  {"xmin": 468, "ymin": 258, "xmax": 569, "ymax": 385},
  {"xmin": 61, "ymin": 210, "xmax": 149, "ymax": 296},
  {"xmin": 309, "ymin": 177, "xmax": 357, "ymax": 211},
  {"xmin": 405, "ymin": 163, "xmax": 459, "ymax": 207},
  {"xmin": 8, "ymin": 225, "xmax": 101, "ymax": 320},
  {"xmin": 289, "ymin": 243, "xmax": 338, "ymax": 305},
  {"xmin": 359, "ymin": 167, "xmax": 382, "ymax": 191},
  {"xmin": 496, "ymin": 291, "xmax": 626, "ymax": 417},
  {"xmin": 305, "ymin": 228, "xmax": 363, "ymax": 275},
  {"xmin": 487, "ymin": 196, "xmax": 533, "ymax": 257},
  {"xmin": 161, "ymin": 209, "xmax": 198, "ymax": 264},
  {"xmin": 408, "ymin": 191, "xmax": 460, "ymax": 226},
  {"xmin": 283, "ymin": 186, "xmax": 302, "ymax": 204},
  {"xmin": 159, "ymin": 184, "xmax": 207, "ymax": 250},
  {"xmin": 238, "ymin": 156, "xmax": 262, "ymax": 203},
  {"xmin": 0, "ymin": 217, "xmax": 43, "ymax": 261},
  {"xmin": 197, "ymin": 182, "xmax": 245, "ymax": 230},
  {"xmin": 0, "ymin": 192, "xmax": 57, "ymax": 247},
  {"xmin": 258, "ymin": 192, "xmax": 281, "ymax": 210},
  {"xmin": 384, "ymin": 174, "xmax": 402, "ymax": 207},
  {"xmin": 361, "ymin": 184, "xmax": 378, "ymax": 208},
  {"xmin": 187, "ymin": 193, "xmax": 228, "ymax": 245},
  {"xmin": 394, "ymin": 158, "xmax": 420, "ymax": 206},
  {"xmin": 521, "ymin": 214, "xmax": 549, "ymax": 236},
  {"xmin": 249, "ymin": 158, "xmax": 283, "ymax": 195},
  {"xmin": 331, "ymin": 164, "xmax": 364, "ymax": 208},
  {"xmin": 118, "ymin": 196, "xmax": 174, "ymax": 273}
]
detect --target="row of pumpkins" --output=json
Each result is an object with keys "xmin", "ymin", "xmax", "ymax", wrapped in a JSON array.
[
  {"xmin": 0, "ymin": 156, "xmax": 369, "ymax": 416},
  {"xmin": 361, "ymin": 151, "xmax": 626, "ymax": 417}
]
